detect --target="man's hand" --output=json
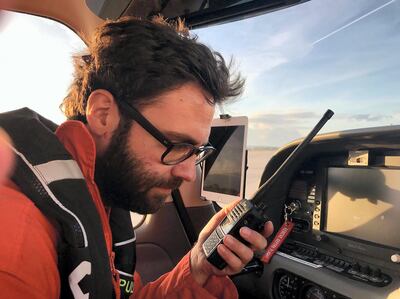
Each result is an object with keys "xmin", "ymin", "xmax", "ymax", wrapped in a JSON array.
[
  {"xmin": 0, "ymin": 128, "xmax": 14, "ymax": 185},
  {"xmin": 190, "ymin": 201, "xmax": 274, "ymax": 286}
]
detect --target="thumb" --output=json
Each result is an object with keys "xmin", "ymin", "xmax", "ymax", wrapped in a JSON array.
[{"xmin": 0, "ymin": 128, "xmax": 14, "ymax": 184}]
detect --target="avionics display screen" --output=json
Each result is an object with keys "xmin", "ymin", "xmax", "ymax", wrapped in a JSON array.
[
  {"xmin": 325, "ymin": 167, "xmax": 400, "ymax": 249},
  {"xmin": 203, "ymin": 125, "xmax": 245, "ymax": 197}
]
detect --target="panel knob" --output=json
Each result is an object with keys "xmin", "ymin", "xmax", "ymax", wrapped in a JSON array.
[{"xmin": 391, "ymin": 254, "xmax": 400, "ymax": 263}]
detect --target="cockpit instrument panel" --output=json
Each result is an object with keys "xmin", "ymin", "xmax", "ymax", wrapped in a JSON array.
[
  {"xmin": 278, "ymin": 150, "xmax": 400, "ymax": 288},
  {"xmin": 255, "ymin": 125, "xmax": 400, "ymax": 299}
]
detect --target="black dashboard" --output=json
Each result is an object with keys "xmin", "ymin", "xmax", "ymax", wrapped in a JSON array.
[{"xmin": 234, "ymin": 125, "xmax": 400, "ymax": 299}]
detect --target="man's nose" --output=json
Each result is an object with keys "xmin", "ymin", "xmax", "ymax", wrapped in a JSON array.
[{"xmin": 170, "ymin": 156, "xmax": 197, "ymax": 182}]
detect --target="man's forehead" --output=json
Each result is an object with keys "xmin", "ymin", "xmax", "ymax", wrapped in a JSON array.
[
  {"xmin": 139, "ymin": 85, "xmax": 215, "ymax": 145},
  {"xmin": 151, "ymin": 86, "xmax": 213, "ymax": 108}
]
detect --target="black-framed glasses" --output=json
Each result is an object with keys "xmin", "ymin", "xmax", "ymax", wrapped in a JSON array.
[{"xmin": 119, "ymin": 101, "xmax": 216, "ymax": 165}]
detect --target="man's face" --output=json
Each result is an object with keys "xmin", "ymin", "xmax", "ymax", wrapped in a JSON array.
[{"xmin": 96, "ymin": 83, "xmax": 215, "ymax": 214}]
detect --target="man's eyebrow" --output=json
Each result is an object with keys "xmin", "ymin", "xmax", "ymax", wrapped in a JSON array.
[{"xmin": 163, "ymin": 131, "xmax": 205, "ymax": 146}]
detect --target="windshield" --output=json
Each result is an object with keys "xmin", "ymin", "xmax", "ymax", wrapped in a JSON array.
[
  {"xmin": 194, "ymin": 0, "xmax": 400, "ymax": 147},
  {"xmin": 193, "ymin": 0, "xmax": 400, "ymax": 195}
]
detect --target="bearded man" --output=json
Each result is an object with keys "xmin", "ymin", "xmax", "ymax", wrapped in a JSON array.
[{"xmin": 0, "ymin": 16, "xmax": 272, "ymax": 299}]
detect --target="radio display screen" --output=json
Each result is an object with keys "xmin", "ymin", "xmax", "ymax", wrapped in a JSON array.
[{"xmin": 325, "ymin": 167, "xmax": 400, "ymax": 249}]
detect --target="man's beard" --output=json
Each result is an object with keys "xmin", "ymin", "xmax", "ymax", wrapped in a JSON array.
[{"xmin": 94, "ymin": 119, "xmax": 183, "ymax": 214}]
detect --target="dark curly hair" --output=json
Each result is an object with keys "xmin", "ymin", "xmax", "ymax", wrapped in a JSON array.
[{"xmin": 60, "ymin": 16, "xmax": 244, "ymax": 121}]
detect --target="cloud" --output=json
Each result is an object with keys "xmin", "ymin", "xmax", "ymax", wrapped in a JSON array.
[
  {"xmin": 239, "ymin": 0, "xmax": 398, "ymax": 90},
  {"xmin": 238, "ymin": 24, "xmax": 313, "ymax": 84},
  {"xmin": 245, "ymin": 110, "xmax": 398, "ymax": 147},
  {"xmin": 246, "ymin": 111, "xmax": 321, "ymax": 147},
  {"xmin": 350, "ymin": 114, "xmax": 392, "ymax": 122},
  {"xmin": 196, "ymin": 0, "xmax": 400, "ymax": 147},
  {"xmin": 250, "ymin": 111, "xmax": 318, "ymax": 126},
  {"xmin": 276, "ymin": 63, "xmax": 391, "ymax": 98},
  {"xmin": 247, "ymin": 125, "xmax": 303, "ymax": 148},
  {"xmin": 251, "ymin": 111, "xmax": 393, "ymax": 126},
  {"xmin": 197, "ymin": 1, "xmax": 396, "ymax": 106}
]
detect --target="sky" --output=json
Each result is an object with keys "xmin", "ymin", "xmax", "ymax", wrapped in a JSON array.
[
  {"xmin": 1, "ymin": 0, "xmax": 399, "ymax": 148},
  {"xmin": 196, "ymin": 0, "xmax": 400, "ymax": 147}
]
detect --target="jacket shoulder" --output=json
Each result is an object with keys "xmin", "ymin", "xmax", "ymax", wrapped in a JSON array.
[{"xmin": 0, "ymin": 185, "xmax": 60, "ymax": 297}]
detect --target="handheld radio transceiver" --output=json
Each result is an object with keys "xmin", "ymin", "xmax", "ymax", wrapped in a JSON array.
[{"xmin": 203, "ymin": 109, "xmax": 334, "ymax": 270}]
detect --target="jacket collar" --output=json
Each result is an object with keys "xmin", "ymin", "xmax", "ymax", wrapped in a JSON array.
[{"xmin": 55, "ymin": 120, "xmax": 97, "ymax": 183}]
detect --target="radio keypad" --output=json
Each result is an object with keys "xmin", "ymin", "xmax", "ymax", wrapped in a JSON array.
[
  {"xmin": 203, "ymin": 231, "xmax": 221, "ymax": 256},
  {"xmin": 215, "ymin": 226, "xmax": 224, "ymax": 239}
]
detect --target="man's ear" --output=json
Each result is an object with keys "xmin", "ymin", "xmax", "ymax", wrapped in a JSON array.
[{"xmin": 85, "ymin": 89, "xmax": 120, "ymax": 154}]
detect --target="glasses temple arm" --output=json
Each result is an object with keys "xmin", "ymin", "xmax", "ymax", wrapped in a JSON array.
[{"xmin": 119, "ymin": 101, "xmax": 171, "ymax": 147}]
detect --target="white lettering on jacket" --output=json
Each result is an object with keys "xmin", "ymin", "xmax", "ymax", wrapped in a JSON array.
[{"xmin": 69, "ymin": 261, "xmax": 92, "ymax": 299}]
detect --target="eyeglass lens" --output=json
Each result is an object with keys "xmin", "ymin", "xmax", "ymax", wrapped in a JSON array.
[{"xmin": 162, "ymin": 144, "xmax": 214, "ymax": 165}]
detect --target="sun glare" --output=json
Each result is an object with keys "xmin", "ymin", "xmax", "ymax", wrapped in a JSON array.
[{"xmin": 0, "ymin": 11, "xmax": 85, "ymax": 124}]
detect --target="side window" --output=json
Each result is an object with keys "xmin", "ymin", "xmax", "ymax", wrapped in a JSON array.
[
  {"xmin": 0, "ymin": 11, "xmax": 146, "ymax": 227},
  {"xmin": 0, "ymin": 11, "xmax": 85, "ymax": 123}
]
